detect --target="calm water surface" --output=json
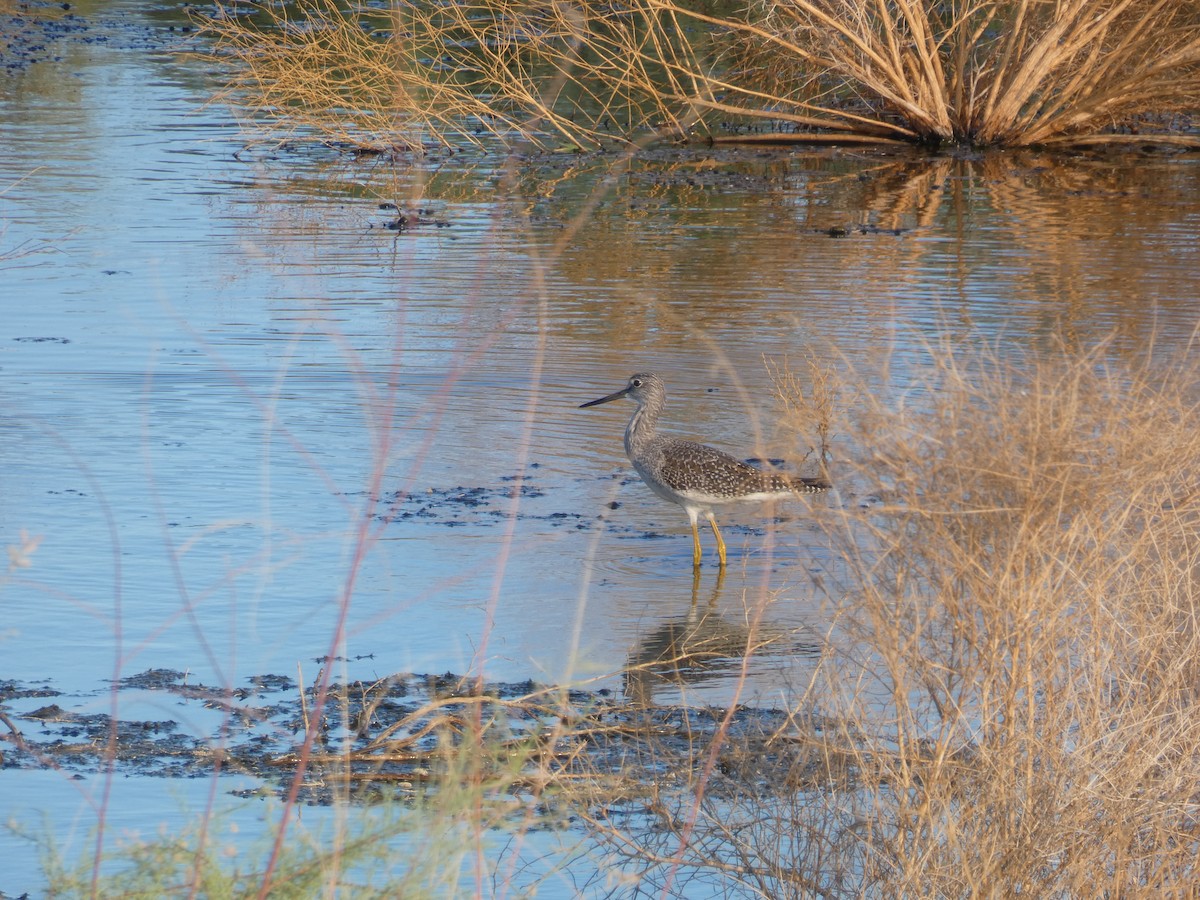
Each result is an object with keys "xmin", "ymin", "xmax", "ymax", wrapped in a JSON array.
[{"xmin": 2, "ymin": 1, "xmax": 1199, "ymax": 892}]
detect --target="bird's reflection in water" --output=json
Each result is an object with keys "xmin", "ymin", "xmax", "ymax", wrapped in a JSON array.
[{"xmin": 623, "ymin": 569, "xmax": 821, "ymax": 707}]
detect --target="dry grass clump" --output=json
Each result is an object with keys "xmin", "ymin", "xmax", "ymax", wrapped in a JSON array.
[
  {"xmin": 714, "ymin": 0, "xmax": 1200, "ymax": 146},
  {"xmin": 766, "ymin": 351, "xmax": 848, "ymax": 468},
  {"xmin": 811, "ymin": 340, "xmax": 1200, "ymax": 894},
  {"xmin": 200, "ymin": 0, "xmax": 675, "ymax": 151},
  {"xmin": 199, "ymin": 0, "xmax": 1200, "ymax": 151}
]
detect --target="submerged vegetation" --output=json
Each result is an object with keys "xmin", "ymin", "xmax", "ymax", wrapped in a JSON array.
[
  {"xmin": 13, "ymin": 340, "xmax": 1200, "ymax": 895},
  {"xmin": 202, "ymin": 0, "xmax": 1200, "ymax": 151}
]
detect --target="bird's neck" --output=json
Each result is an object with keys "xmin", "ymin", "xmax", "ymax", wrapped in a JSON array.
[{"xmin": 624, "ymin": 398, "xmax": 660, "ymax": 458}]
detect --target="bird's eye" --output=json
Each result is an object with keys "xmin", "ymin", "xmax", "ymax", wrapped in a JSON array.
[{"xmin": 631, "ymin": 379, "xmax": 642, "ymax": 387}]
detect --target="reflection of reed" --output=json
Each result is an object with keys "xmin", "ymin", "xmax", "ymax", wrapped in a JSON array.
[
  {"xmin": 623, "ymin": 569, "xmax": 819, "ymax": 706},
  {"xmin": 553, "ymin": 150, "xmax": 1200, "ymax": 363}
]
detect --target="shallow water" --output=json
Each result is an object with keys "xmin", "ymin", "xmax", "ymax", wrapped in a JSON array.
[{"xmin": 2, "ymin": 0, "xmax": 1200, "ymax": 891}]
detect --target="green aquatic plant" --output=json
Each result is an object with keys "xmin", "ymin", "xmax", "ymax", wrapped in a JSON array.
[
  {"xmin": 15, "ymin": 683, "xmax": 596, "ymax": 898},
  {"xmin": 27, "ymin": 803, "xmax": 509, "ymax": 899}
]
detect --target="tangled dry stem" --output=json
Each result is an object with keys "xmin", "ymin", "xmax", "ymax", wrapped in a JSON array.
[
  {"xmin": 200, "ymin": 0, "xmax": 1200, "ymax": 151},
  {"xmin": 796, "ymin": 338, "xmax": 1200, "ymax": 896}
]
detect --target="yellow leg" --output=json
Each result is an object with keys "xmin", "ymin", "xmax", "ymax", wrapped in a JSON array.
[
  {"xmin": 691, "ymin": 521, "xmax": 703, "ymax": 568},
  {"xmin": 708, "ymin": 515, "xmax": 727, "ymax": 568}
]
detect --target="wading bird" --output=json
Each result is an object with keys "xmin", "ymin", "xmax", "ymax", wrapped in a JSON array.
[{"xmin": 581, "ymin": 372, "xmax": 830, "ymax": 568}]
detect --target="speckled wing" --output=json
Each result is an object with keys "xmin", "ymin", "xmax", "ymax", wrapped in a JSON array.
[{"xmin": 656, "ymin": 439, "xmax": 829, "ymax": 500}]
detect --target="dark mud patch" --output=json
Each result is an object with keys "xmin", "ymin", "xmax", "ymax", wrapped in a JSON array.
[
  {"xmin": 1, "ymin": 668, "xmax": 857, "ymax": 810},
  {"xmin": 1, "ymin": 0, "xmax": 204, "ymax": 74},
  {"xmin": 820, "ymin": 223, "xmax": 907, "ymax": 237},
  {"xmin": 1, "ymin": 2, "xmax": 87, "ymax": 73},
  {"xmin": 373, "ymin": 204, "xmax": 451, "ymax": 232},
  {"xmin": 370, "ymin": 466, "xmax": 872, "ymax": 540},
  {"xmin": 371, "ymin": 469, "xmax": 592, "ymax": 531}
]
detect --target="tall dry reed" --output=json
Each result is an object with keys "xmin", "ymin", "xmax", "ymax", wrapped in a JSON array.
[{"xmin": 814, "ymin": 340, "xmax": 1200, "ymax": 894}]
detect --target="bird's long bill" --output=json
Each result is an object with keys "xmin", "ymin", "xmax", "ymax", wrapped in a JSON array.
[{"xmin": 579, "ymin": 386, "xmax": 630, "ymax": 408}]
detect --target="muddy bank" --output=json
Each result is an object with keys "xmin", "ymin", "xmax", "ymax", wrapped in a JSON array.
[
  {"xmin": 1, "ymin": 667, "xmax": 852, "ymax": 809},
  {"xmin": 1, "ymin": 2, "xmax": 86, "ymax": 73},
  {"xmin": 1, "ymin": 0, "xmax": 194, "ymax": 73}
]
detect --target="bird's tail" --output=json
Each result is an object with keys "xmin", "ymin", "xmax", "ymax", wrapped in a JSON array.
[
  {"xmin": 790, "ymin": 475, "xmax": 832, "ymax": 494},
  {"xmin": 760, "ymin": 472, "xmax": 832, "ymax": 494}
]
